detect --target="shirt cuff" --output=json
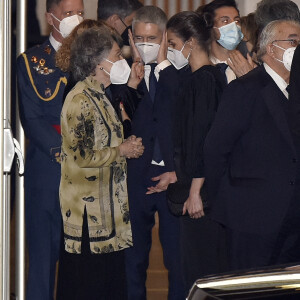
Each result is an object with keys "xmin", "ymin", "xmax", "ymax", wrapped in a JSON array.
[{"xmin": 156, "ymin": 60, "xmax": 171, "ymax": 72}]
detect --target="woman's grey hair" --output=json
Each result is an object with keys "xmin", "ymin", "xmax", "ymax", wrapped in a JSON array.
[
  {"xmin": 255, "ymin": 0, "xmax": 300, "ymax": 33},
  {"xmin": 257, "ymin": 19, "xmax": 300, "ymax": 61},
  {"xmin": 70, "ymin": 27, "xmax": 119, "ymax": 81},
  {"xmin": 132, "ymin": 6, "xmax": 167, "ymax": 32}
]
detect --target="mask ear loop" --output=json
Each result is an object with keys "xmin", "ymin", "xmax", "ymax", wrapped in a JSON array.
[
  {"xmin": 50, "ymin": 13, "xmax": 62, "ymax": 34},
  {"xmin": 183, "ymin": 40, "xmax": 193, "ymax": 60},
  {"xmin": 99, "ymin": 59, "xmax": 115, "ymax": 75},
  {"xmin": 118, "ymin": 16, "xmax": 128, "ymax": 29},
  {"xmin": 99, "ymin": 65, "xmax": 110, "ymax": 76}
]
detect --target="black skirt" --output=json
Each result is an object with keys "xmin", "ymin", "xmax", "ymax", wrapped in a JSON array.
[{"xmin": 56, "ymin": 208, "xmax": 128, "ymax": 300}]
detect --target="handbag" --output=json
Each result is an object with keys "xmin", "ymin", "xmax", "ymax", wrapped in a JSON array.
[{"xmin": 166, "ymin": 180, "xmax": 209, "ymax": 217}]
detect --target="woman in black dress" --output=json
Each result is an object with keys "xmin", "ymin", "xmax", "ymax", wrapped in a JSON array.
[{"xmin": 166, "ymin": 11, "xmax": 228, "ymax": 295}]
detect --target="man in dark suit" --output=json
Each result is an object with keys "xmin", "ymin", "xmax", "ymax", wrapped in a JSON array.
[
  {"xmin": 16, "ymin": 0, "xmax": 84, "ymax": 299},
  {"xmin": 125, "ymin": 6, "xmax": 184, "ymax": 300},
  {"xmin": 97, "ymin": 0, "xmax": 143, "ymax": 46},
  {"xmin": 204, "ymin": 19, "xmax": 300, "ymax": 271}
]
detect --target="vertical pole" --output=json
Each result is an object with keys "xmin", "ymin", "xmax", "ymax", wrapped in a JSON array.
[
  {"xmin": 1, "ymin": 0, "xmax": 12, "ymax": 298},
  {"xmin": 15, "ymin": 0, "xmax": 27, "ymax": 299}
]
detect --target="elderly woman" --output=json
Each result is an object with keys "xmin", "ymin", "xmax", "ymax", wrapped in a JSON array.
[
  {"xmin": 56, "ymin": 27, "xmax": 144, "ymax": 300},
  {"xmin": 55, "ymin": 19, "xmax": 144, "ymax": 138}
]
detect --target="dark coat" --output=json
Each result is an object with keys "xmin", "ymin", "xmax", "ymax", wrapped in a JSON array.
[
  {"xmin": 127, "ymin": 65, "xmax": 178, "ymax": 178},
  {"xmin": 204, "ymin": 65, "xmax": 299, "ymax": 234},
  {"xmin": 17, "ymin": 38, "xmax": 68, "ymax": 191}
]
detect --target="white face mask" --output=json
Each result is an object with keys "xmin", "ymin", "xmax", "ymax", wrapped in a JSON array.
[
  {"xmin": 135, "ymin": 42, "xmax": 160, "ymax": 64},
  {"xmin": 102, "ymin": 59, "xmax": 131, "ymax": 85},
  {"xmin": 214, "ymin": 21, "xmax": 244, "ymax": 50},
  {"xmin": 273, "ymin": 44, "xmax": 296, "ymax": 71},
  {"xmin": 51, "ymin": 14, "xmax": 83, "ymax": 38},
  {"xmin": 167, "ymin": 42, "xmax": 191, "ymax": 70}
]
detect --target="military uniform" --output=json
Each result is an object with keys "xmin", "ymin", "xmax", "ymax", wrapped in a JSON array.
[{"xmin": 17, "ymin": 38, "xmax": 68, "ymax": 300}]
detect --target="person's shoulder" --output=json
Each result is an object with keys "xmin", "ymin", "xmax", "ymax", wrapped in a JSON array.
[
  {"xmin": 192, "ymin": 65, "xmax": 222, "ymax": 85},
  {"xmin": 224, "ymin": 65, "xmax": 266, "ymax": 94},
  {"xmin": 17, "ymin": 37, "xmax": 68, "ymax": 101},
  {"xmin": 236, "ymin": 65, "xmax": 266, "ymax": 86},
  {"xmin": 18, "ymin": 38, "xmax": 52, "ymax": 60},
  {"xmin": 65, "ymin": 80, "xmax": 87, "ymax": 103}
]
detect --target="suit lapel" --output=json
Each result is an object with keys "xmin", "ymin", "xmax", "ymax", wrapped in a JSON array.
[{"xmin": 261, "ymin": 68, "xmax": 296, "ymax": 155}]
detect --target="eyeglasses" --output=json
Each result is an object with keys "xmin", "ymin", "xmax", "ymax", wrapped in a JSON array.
[{"xmin": 272, "ymin": 39, "xmax": 300, "ymax": 47}]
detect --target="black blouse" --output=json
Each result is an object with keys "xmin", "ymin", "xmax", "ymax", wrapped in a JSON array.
[{"xmin": 173, "ymin": 65, "xmax": 226, "ymax": 180}]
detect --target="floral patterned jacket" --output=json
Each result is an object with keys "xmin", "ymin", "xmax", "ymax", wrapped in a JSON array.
[{"xmin": 60, "ymin": 76, "xmax": 132, "ymax": 254}]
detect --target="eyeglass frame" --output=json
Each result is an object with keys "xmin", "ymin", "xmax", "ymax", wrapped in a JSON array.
[{"xmin": 272, "ymin": 39, "xmax": 300, "ymax": 47}]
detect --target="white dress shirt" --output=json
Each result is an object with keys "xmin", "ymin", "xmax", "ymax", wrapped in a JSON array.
[
  {"xmin": 144, "ymin": 59, "xmax": 171, "ymax": 166},
  {"xmin": 210, "ymin": 56, "xmax": 237, "ymax": 83},
  {"xmin": 49, "ymin": 33, "xmax": 62, "ymax": 52},
  {"xmin": 264, "ymin": 63, "xmax": 289, "ymax": 99}
]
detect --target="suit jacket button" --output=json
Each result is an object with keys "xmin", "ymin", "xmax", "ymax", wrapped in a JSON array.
[
  {"xmin": 290, "ymin": 181, "xmax": 295, "ymax": 185},
  {"xmin": 153, "ymin": 118, "xmax": 157, "ymax": 122},
  {"xmin": 292, "ymin": 158, "xmax": 298, "ymax": 163}
]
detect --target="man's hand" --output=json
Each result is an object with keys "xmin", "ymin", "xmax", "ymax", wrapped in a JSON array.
[
  {"xmin": 146, "ymin": 171, "xmax": 177, "ymax": 194},
  {"xmin": 227, "ymin": 50, "xmax": 256, "ymax": 77},
  {"xmin": 157, "ymin": 30, "xmax": 168, "ymax": 64}
]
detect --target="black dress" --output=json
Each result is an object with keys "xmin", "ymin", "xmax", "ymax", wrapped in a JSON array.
[{"xmin": 173, "ymin": 65, "xmax": 228, "ymax": 295}]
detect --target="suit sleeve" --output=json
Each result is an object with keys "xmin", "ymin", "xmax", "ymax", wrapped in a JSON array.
[
  {"xmin": 155, "ymin": 65, "xmax": 180, "ymax": 172},
  {"xmin": 203, "ymin": 80, "xmax": 254, "ymax": 198},
  {"xmin": 63, "ymin": 93, "xmax": 121, "ymax": 168},
  {"xmin": 17, "ymin": 54, "xmax": 62, "ymax": 160}
]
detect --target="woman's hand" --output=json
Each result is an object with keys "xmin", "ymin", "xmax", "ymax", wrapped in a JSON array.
[
  {"xmin": 119, "ymin": 135, "xmax": 144, "ymax": 159},
  {"xmin": 127, "ymin": 61, "xmax": 144, "ymax": 89},
  {"xmin": 157, "ymin": 30, "xmax": 168, "ymax": 64},
  {"xmin": 183, "ymin": 193, "xmax": 205, "ymax": 219},
  {"xmin": 128, "ymin": 29, "xmax": 142, "ymax": 63},
  {"xmin": 182, "ymin": 178, "xmax": 205, "ymax": 219}
]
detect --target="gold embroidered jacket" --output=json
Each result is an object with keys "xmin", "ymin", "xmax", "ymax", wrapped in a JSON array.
[{"xmin": 60, "ymin": 76, "xmax": 132, "ymax": 254}]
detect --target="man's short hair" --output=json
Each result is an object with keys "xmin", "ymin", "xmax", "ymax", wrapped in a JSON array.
[
  {"xmin": 132, "ymin": 6, "xmax": 167, "ymax": 32},
  {"xmin": 46, "ymin": 0, "xmax": 62, "ymax": 12},
  {"xmin": 257, "ymin": 19, "xmax": 300, "ymax": 61},
  {"xmin": 201, "ymin": 0, "xmax": 239, "ymax": 20},
  {"xmin": 255, "ymin": 0, "xmax": 300, "ymax": 33},
  {"xmin": 97, "ymin": 0, "xmax": 143, "ymax": 20}
]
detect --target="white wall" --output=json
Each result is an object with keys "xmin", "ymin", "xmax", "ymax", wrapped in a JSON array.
[
  {"xmin": 36, "ymin": 0, "xmax": 300, "ymax": 35},
  {"xmin": 236, "ymin": 0, "xmax": 300, "ymax": 16}
]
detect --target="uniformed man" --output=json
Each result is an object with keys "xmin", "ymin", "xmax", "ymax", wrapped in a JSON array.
[{"xmin": 16, "ymin": 0, "xmax": 84, "ymax": 299}]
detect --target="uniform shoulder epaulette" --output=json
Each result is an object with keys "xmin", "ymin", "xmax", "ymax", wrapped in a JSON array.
[{"xmin": 21, "ymin": 41, "xmax": 67, "ymax": 102}]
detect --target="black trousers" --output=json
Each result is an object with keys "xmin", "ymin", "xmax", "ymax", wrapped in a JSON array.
[{"xmin": 56, "ymin": 208, "xmax": 127, "ymax": 300}]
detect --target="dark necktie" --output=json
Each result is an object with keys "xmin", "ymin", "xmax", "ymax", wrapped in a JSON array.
[
  {"xmin": 286, "ymin": 84, "xmax": 291, "ymax": 94},
  {"xmin": 148, "ymin": 64, "xmax": 163, "ymax": 163},
  {"xmin": 148, "ymin": 63, "xmax": 157, "ymax": 102},
  {"xmin": 217, "ymin": 63, "xmax": 228, "ymax": 84}
]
